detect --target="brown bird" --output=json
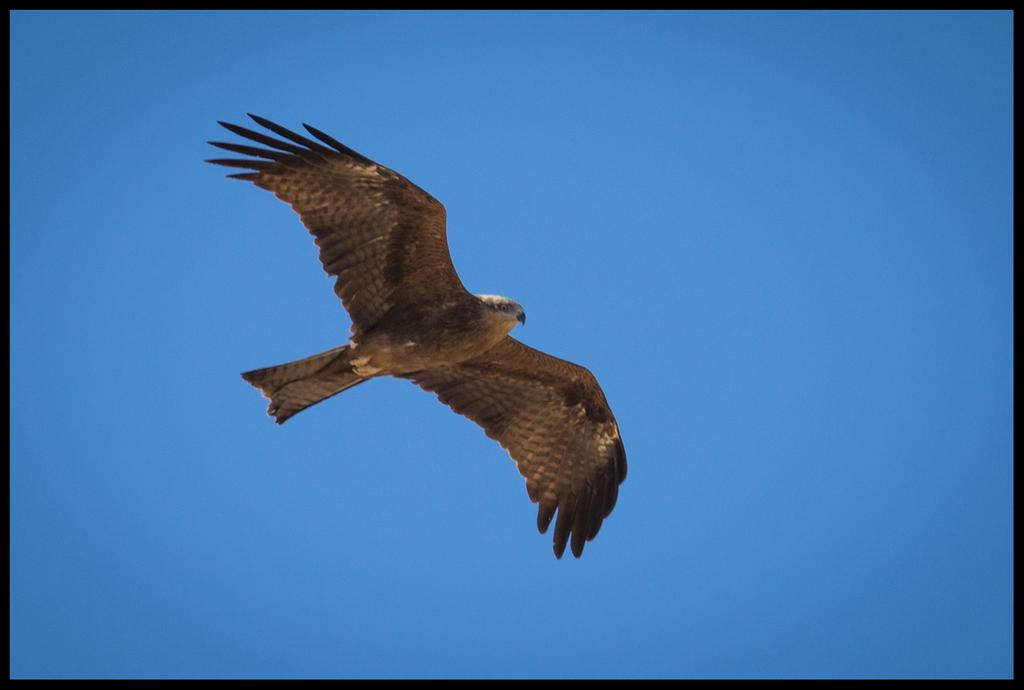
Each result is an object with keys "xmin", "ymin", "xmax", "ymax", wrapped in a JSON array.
[{"xmin": 207, "ymin": 115, "xmax": 627, "ymax": 558}]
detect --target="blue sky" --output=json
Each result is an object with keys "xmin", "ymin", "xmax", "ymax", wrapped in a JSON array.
[{"xmin": 10, "ymin": 10, "xmax": 1012, "ymax": 679}]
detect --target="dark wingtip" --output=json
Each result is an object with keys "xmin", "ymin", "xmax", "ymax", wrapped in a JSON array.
[
  {"xmin": 205, "ymin": 158, "xmax": 274, "ymax": 170},
  {"xmin": 301, "ymin": 122, "xmax": 372, "ymax": 163},
  {"xmin": 537, "ymin": 502, "xmax": 556, "ymax": 535},
  {"xmin": 244, "ymin": 113, "xmax": 333, "ymax": 153},
  {"xmin": 216, "ymin": 120, "xmax": 249, "ymax": 138}
]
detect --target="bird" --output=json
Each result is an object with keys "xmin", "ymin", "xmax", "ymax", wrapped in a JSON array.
[{"xmin": 207, "ymin": 114, "xmax": 627, "ymax": 558}]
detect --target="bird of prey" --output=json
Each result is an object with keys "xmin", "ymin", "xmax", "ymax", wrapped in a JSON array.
[{"xmin": 207, "ymin": 115, "xmax": 627, "ymax": 558}]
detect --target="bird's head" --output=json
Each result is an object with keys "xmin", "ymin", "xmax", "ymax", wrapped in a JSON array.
[{"xmin": 477, "ymin": 294, "xmax": 526, "ymax": 329}]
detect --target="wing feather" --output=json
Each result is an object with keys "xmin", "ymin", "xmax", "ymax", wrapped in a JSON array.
[
  {"xmin": 207, "ymin": 115, "xmax": 465, "ymax": 334},
  {"xmin": 406, "ymin": 337, "xmax": 627, "ymax": 558}
]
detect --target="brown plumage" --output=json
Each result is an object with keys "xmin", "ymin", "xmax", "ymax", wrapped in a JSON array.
[{"xmin": 208, "ymin": 115, "xmax": 627, "ymax": 558}]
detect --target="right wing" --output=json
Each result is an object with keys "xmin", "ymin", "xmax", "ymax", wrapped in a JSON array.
[{"xmin": 207, "ymin": 114, "xmax": 466, "ymax": 334}]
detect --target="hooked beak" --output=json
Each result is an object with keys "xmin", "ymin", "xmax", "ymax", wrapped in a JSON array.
[{"xmin": 517, "ymin": 311, "xmax": 526, "ymax": 326}]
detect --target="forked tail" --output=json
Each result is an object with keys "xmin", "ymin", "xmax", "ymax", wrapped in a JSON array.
[{"xmin": 241, "ymin": 345, "xmax": 367, "ymax": 424}]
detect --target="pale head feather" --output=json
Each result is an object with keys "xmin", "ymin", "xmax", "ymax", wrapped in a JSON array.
[{"xmin": 476, "ymin": 294, "xmax": 526, "ymax": 325}]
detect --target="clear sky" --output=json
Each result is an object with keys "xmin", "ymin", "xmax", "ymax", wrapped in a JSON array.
[{"xmin": 10, "ymin": 10, "xmax": 1012, "ymax": 679}]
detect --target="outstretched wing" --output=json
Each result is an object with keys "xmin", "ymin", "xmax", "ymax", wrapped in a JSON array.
[
  {"xmin": 406, "ymin": 337, "xmax": 627, "ymax": 559},
  {"xmin": 207, "ymin": 114, "xmax": 466, "ymax": 335}
]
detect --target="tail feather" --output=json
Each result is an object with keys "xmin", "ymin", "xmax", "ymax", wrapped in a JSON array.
[{"xmin": 241, "ymin": 345, "xmax": 367, "ymax": 424}]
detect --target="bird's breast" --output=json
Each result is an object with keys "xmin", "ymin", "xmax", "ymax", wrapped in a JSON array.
[{"xmin": 352, "ymin": 302, "xmax": 512, "ymax": 375}]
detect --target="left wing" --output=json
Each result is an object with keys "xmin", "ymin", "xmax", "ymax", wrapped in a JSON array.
[{"xmin": 406, "ymin": 337, "xmax": 627, "ymax": 558}]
